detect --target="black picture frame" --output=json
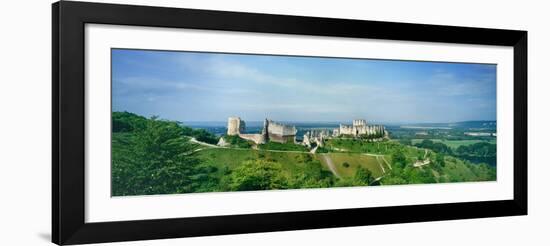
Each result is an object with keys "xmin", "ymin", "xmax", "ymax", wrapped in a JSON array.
[{"xmin": 52, "ymin": 1, "xmax": 527, "ymax": 245}]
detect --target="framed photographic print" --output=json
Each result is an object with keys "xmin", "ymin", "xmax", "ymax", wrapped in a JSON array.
[{"xmin": 52, "ymin": 1, "xmax": 527, "ymax": 245}]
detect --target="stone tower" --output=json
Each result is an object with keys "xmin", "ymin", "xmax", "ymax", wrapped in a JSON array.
[
  {"xmin": 261, "ymin": 118, "xmax": 269, "ymax": 143},
  {"xmin": 353, "ymin": 119, "xmax": 367, "ymax": 127},
  {"xmin": 227, "ymin": 117, "xmax": 245, "ymax": 135}
]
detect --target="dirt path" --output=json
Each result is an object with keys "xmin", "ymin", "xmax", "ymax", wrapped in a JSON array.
[
  {"xmin": 189, "ymin": 137, "xmax": 219, "ymax": 148},
  {"xmin": 310, "ymin": 145, "xmax": 319, "ymax": 154},
  {"xmin": 412, "ymin": 149, "xmax": 430, "ymax": 168},
  {"xmin": 363, "ymin": 153, "xmax": 392, "ymax": 171},
  {"xmin": 363, "ymin": 153, "xmax": 385, "ymax": 157},
  {"xmin": 370, "ymin": 175, "xmax": 384, "ymax": 185},
  {"xmin": 320, "ymin": 154, "xmax": 341, "ymax": 179},
  {"xmin": 375, "ymin": 156, "xmax": 386, "ymax": 174},
  {"xmin": 381, "ymin": 156, "xmax": 392, "ymax": 170}
]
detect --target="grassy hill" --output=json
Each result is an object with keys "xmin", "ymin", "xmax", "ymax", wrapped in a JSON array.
[
  {"xmin": 192, "ymin": 148, "xmax": 336, "ymax": 190},
  {"xmin": 111, "ymin": 111, "xmax": 497, "ymax": 196}
]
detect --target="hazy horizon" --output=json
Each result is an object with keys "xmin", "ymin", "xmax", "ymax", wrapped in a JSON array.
[
  {"xmin": 176, "ymin": 119, "xmax": 496, "ymax": 124},
  {"xmin": 112, "ymin": 49, "xmax": 497, "ymax": 123}
]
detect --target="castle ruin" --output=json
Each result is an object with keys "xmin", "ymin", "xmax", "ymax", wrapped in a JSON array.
[
  {"xmin": 227, "ymin": 116, "xmax": 245, "ymax": 136},
  {"xmin": 264, "ymin": 119, "xmax": 297, "ymax": 144},
  {"xmin": 225, "ymin": 117, "xmax": 297, "ymax": 144},
  {"xmin": 223, "ymin": 117, "xmax": 386, "ymax": 147},
  {"xmin": 333, "ymin": 119, "xmax": 386, "ymax": 138},
  {"xmin": 303, "ymin": 129, "xmax": 330, "ymax": 148}
]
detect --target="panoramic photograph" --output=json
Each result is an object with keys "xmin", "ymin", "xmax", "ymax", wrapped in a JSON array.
[{"xmin": 111, "ymin": 48, "xmax": 497, "ymax": 196}]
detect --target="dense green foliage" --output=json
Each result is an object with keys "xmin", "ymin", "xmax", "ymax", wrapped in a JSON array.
[
  {"xmin": 112, "ymin": 116, "xmax": 213, "ymax": 196},
  {"xmin": 186, "ymin": 128, "xmax": 219, "ymax": 144},
  {"xmin": 285, "ymin": 156, "xmax": 335, "ymax": 189},
  {"xmin": 414, "ymin": 139, "xmax": 496, "ymax": 166},
  {"xmin": 414, "ymin": 139, "xmax": 453, "ymax": 154},
  {"xmin": 410, "ymin": 139, "xmax": 496, "ymax": 149},
  {"xmin": 112, "ymin": 111, "xmax": 147, "ymax": 132},
  {"xmin": 382, "ymin": 164, "xmax": 436, "ymax": 185},
  {"xmin": 455, "ymin": 142, "xmax": 497, "ymax": 166},
  {"xmin": 223, "ymin": 160, "xmax": 288, "ymax": 191},
  {"xmin": 113, "ymin": 111, "xmax": 219, "ymax": 144},
  {"xmin": 330, "ymin": 166, "xmax": 376, "ymax": 187},
  {"xmin": 391, "ymin": 150, "xmax": 407, "ymax": 169},
  {"xmin": 382, "ymin": 150, "xmax": 495, "ymax": 185},
  {"xmin": 112, "ymin": 112, "xmax": 222, "ymax": 195}
]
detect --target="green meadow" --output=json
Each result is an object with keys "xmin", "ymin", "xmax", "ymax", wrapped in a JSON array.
[{"xmin": 111, "ymin": 112, "xmax": 496, "ymax": 196}]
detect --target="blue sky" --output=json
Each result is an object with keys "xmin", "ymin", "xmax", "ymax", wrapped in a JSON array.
[{"xmin": 112, "ymin": 49, "xmax": 496, "ymax": 123}]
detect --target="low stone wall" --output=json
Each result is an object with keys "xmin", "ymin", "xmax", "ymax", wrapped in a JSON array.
[{"xmin": 238, "ymin": 133, "xmax": 266, "ymax": 144}]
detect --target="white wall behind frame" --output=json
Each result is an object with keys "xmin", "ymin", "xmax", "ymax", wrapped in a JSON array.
[{"xmin": 0, "ymin": 0, "xmax": 547, "ymax": 246}]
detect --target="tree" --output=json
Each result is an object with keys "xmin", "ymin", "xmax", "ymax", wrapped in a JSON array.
[
  {"xmin": 353, "ymin": 167, "xmax": 374, "ymax": 185},
  {"xmin": 192, "ymin": 128, "xmax": 219, "ymax": 144},
  {"xmin": 435, "ymin": 153, "xmax": 445, "ymax": 167},
  {"xmin": 399, "ymin": 139, "xmax": 412, "ymax": 146},
  {"xmin": 418, "ymin": 153, "xmax": 425, "ymax": 161},
  {"xmin": 415, "ymin": 139, "xmax": 452, "ymax": 154},
  {"xmin": 289, "ymin": 160, "xmax": 335, "ymax": 188},
  {"xmin": 112, "ymin": 116, "xmax": 205, "ymax": 196},
  {"xmin": 391, "ymin": 149, "xmax": 407, "ymax": 169},
  {"xmin": 224, "ymin": 160, "xmax": 288, "ymax": 191},
  {"xmin": 112, "ymin": 111, "xmax": 147, "ymax": 132}
]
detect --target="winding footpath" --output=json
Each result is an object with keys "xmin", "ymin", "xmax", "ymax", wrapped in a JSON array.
[
  {"xmin": 320, "ymin": 154, "xmax": 341, "ymax": 179},
  {"xmin": 363, "ymin": 153, "xmax": 392, "ymax": 171},
  {"xmin": 189, "ymin": 137, "xmax": 219, "ymax": 148},
  {"xmin": 375, "ymin": 156, "xmax": 386, "ymax": 174}
]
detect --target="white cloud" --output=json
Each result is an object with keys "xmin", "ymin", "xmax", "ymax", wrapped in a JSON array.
[{"xmin": 429, "ymin": 71, "xmax": 495, "ymax": 97}]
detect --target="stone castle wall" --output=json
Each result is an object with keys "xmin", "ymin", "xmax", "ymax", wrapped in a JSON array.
[
  {"xmin": 267, "ymin": 120, "xmax": 297, "ymax": 136},
  {"xmin": 337, "ymin": 119, "xmax": 385, "ymax": 137},
  {"xmin": 353, "ymin": 119, "xmax": 367, "ymax": 127},
  {"xmin": 265, "ymin": 120, "xmax": 296, "ymax": 143},
  {"xmin": 339, "ymin": 124, "xmax": 355, "ymax": 135},
  {"xmin": 268, "ymin": 133, "xmax": 295, "ymax": 144}
]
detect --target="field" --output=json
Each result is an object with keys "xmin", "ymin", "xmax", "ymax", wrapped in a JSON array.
[
  {"xmin": 411, "ymin": 139, "xmax": 496, "ymax": 149},
  {"xmin": 320, "ymin": 153, "xmax": 386, "ymax": 178}
]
